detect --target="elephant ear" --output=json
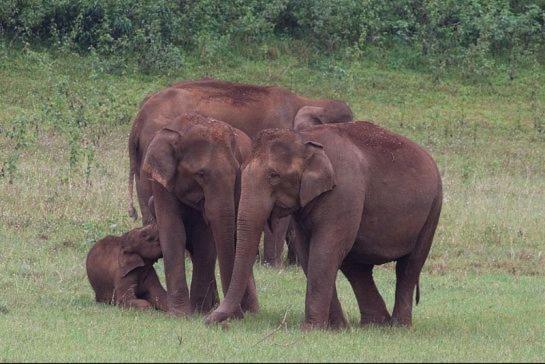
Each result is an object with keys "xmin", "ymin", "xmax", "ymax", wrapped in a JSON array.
[
  {"xmin": 231, "ymin": 128, "xmax": 252, "ymax": 164},
  {"xmin": 119, "ymin": 247, "xmax": 146, "ymax": 277},
  {"xmin": 299, "ymin": 141, "xmax": 336, "ymax": 207},
  {"xmin": 293, "ymin": 106, "xmax": 326, "ymax": 131},
  {"xmin": 142, "ymin": 128, "xmax": 180, "ymax": 191}
]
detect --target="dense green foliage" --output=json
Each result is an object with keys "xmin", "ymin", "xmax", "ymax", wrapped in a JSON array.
[{"xmin": 2, "ymin": 0, "xmax": 544, "ymax": 72}]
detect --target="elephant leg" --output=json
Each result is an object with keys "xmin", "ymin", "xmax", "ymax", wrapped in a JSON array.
[
  {"xmin": 391, "ymin": 196, "xmax": 441, "ymax": 326},
  {"xmin": 262, "ymin": 216, "xmax": 290, "ymax": 267},
  {"xmin": 328, "ymin": 286, "xmax": 348, "ymax": 330},
  {"xmin": 304, "ymin": 250, "xmax": 340, "ymax": 329},
  {"xmin": 152, "ymin": 182, "xmax": 191, "ymax": 316},
  {"xmin": 240, "ymin": 272, "xmax": 259, "ymax": 314},
  {"xmin": 116, "ymin": 282, "xmax": 152, "ymax": 310},
  {"xmin": 140, "ymin": 269, "xmax": 168, "ymax": 312},
  {"xmin": 340, "ymin": 262, "xmax": 390, "ymax": 326},
  {"xmin": 285, "ymin": 222, "xmax": 298, "ymax": 266},
  {"xmin": 124, "ymin": 298, "xmax": 152, "ymax": 310},
  {"xmin": 290, "ymin": 221, "xmax": 347, "ymax": 330},
  {"xmin": 238, "ymin": 218, "xmax": 260, "ymax": 314},
  {"xmin": 262, "ymin": 223, "xmax": 274, "ymax": 264},
  {"xmin": 135, "ymin": 171, "xmax": 154, "ymax": 225},
  {"xmin": 391, "ymin": 257, "xmax": 419, "ymax": 326},
  {"xmin": 186, "ymin": 213, "xmax": 220, "ymax": 314}
]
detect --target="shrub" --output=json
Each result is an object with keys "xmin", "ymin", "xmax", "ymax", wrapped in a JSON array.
[{"xmin": 0, "ymin": 1, "xmax": 543, "ymax": 72}]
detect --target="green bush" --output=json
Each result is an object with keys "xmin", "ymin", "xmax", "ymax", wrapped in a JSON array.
[{"xmin": 0, "ymin": 0, "xmax": 544, "ymax": 72}]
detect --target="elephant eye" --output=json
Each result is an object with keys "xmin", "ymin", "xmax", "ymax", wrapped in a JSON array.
[
  {"xmin": 195, "ymin": 169, "xmax": 206, "ymax": 178},
  {"xmin": 268, "ymin": 170, "xmax": 280, "ymax": 184}
]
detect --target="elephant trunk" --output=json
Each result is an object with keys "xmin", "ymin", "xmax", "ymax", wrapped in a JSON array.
[
  {"xmin": 206, "ymin": 194, "xmax": 237, "ymax": 296},
  {"xmin": 217, "ymin": 184, "xmax": 272, "ymax": 314}
]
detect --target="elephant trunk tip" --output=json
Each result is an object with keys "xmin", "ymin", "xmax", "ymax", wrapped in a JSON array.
[{"xmin": 128, "ymin": 204, "xmax": 138, "ymax": 221}]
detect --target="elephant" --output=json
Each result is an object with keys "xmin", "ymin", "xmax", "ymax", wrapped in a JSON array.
[
  {"xmin": 127, "ymin": 78, "xmax": 353, "ymax": 267},
  {"xmin": 261, "ymin": 217, "xmax": 297, "ymax": 267},
  {"xmin": 86, "ymin": 223, "xmax": 167, "ymax": 311},
  {"xmin": 205, "ymin": 121, "xmax": 443, "ymax": 329},
  {"xmin": 140, "ymin": 112, "xmax": 258, "ymax": 316}
]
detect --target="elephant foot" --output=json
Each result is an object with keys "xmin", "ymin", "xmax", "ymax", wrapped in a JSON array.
[
  {"xmin": 300, "ymin": 320, "xmax": 328, "ymax": 331},
  {"xmin": 360, "ymin": 317, "xmax": 391, "ymax": 326},
  {"xmin": 286, "ymin": 256, "xmax": 298, "ymax": 266},
  {"xmin": 328, "ymin": 311, "xmax": 349, "ymax": 330},
  {"xmin": 390, "ymin": 316, "xmax": 412, "ymax": 327},
  {"xmin": 286, "ymin": 248, "xmax": 298, "ymax": 266},
  {"xmin": 329, "ymin": 316, "xmax": 349, "ymax": 330},
  {"xmin": 361, "ymin": 313, "xmax": 391, "ymax": 327},
  {"xmin": 167, "ymin": 294, "xmax": 192, "ymax": 317},
  {"xmin": 192, "ymin": 294, "xmax": 220, "ymax": 314},
  {"xmin": 241, "ymin": 297, "xmax": 259, "ymax": 314},
  {"xmin": 262, "ymin": 260, "xmax": 282, "ymax": 268},
  {"xmin": 168, "ymin": 309, "xmax": 190, "ymax": 317},
  {"xmin": 124, "ymin": 298, "xmax": 152, "ymax": 310},
  {"xmin": 192, "ymin": 302, "xmax": 218, "ymax": 315},
  {"xmin": 241, "ymin": 278, "xmax": 260, "ymax": 313},
  {"xmin": 148, "ymin": 296, "xmax": 168, "ymax": 312},
  {"xmin": 167, "ymin": 304, "xmax": 192, "ymax": 317},
  {"xmin": 204, "ymin": 305, "xmax": 243, "ymax": 325}
]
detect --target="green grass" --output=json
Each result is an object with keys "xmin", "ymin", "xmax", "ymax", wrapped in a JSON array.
[{"xmin": 1, "ymin": 45, "xmax": 544, "ymax": 361}]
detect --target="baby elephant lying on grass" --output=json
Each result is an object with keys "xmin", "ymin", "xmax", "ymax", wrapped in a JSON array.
[{"xmin": 86, "ymin": 224, "xmax": 167, "ymax": 311}]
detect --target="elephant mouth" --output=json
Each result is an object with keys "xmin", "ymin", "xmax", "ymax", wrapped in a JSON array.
[
  {"xmin": 183, "ymin": 197, "xmax": 204, "ymax": 212},
  {"xmin": 269, "ymin": 204, "xmax": 296, "ymax": 220}
]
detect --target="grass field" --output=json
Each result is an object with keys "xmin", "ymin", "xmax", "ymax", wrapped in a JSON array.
[{"xmin": 1, "ymin": 45, "xmax": 544, "ymax": 362}]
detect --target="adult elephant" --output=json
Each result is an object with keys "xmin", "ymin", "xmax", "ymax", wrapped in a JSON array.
[
  {"xmin": 127, "ymin": 80, "xmax": 353, "ymax": 246},
  {"xmin": 140, "ymin": 112, "xmax": 258, "ymax": 316},
  {"xmin": 206, "ymin": 121, "xmax": 443, "ymax": 329}
]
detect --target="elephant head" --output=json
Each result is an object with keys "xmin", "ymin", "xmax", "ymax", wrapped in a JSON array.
[
  {"xmin": 119, "ymin": 224, "xmax": 162, "ymax": 277},
  {"xmin": 206, "ymin": 129, "xmax": 335, "ymax": 322},
  {"xmin": 294, "ymin": 100, "xmax": 353, "ymax": 131},
  {"xmin": 142, "ymin": 113, "xmax": 249, "ymax": 295}
]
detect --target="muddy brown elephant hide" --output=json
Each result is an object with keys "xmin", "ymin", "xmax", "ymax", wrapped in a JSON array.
[
  {"xmin": 127, "ymin": 79, "xmax": 353, "ymax": 269},
  {"xmin": 206, "ymin": 121, "xmax": 442, "ymax": 329},
  {"xmin": 141, "ymin": 112, "xmax": 258, "ymax": 316},
  {"xmin": 86, "ymin": 224, "xmax": 167, "ymax": 311}
]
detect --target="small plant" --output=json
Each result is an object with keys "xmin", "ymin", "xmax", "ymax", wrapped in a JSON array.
[
  {"xmin": 1, "ymin": 0, "xmax": 543, "ymax": 74},
  {"xmin": 461, "ymin": 160, "xmax": 475, "ymax": 185},
  {"xmin": 530, "ymin": 83, "xmax": 545, "ymax": 140},
  {"xmin": 461, "ymin": 36, "xmax": 495, "ymax": 83},
  {"xmin": 38, "ymin": 73, "xmax": 100, "ymax": 188},
  {"xmin": 0, "ymin": 114, "xmax": 37, "ymax": 184}
]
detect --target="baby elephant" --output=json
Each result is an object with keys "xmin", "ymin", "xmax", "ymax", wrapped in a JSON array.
[{"xmin": 86, "ymin": 224, "xmax": 167, "ymax": 311}]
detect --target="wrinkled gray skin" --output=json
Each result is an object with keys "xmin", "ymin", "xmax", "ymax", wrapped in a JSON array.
[
  {"xmin": 206, "ymin": 122, "xmax": 442, "ymax": 330},
  {"xmin": 141, "ymin": 112, "xmax": 258, "ymax": 316}
]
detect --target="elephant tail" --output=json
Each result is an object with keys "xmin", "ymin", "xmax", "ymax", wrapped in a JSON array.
[
  {"xmin": 127, "ymin": 125, "xmax": 139, "ymax": 221},
  {"xmin": 415, "ymin": 280, "xmax": 420, "ymax": 305},
  {"xmin": 414, "ymin": 182, "xmax": 442, "ymax": 307},
  {"xmin": 128, "ymin": 170, "xmax": 137, "ymax": 221}
]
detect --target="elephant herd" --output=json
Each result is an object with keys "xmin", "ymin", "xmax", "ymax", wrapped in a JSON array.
[{"xmin": 86, "ymin": 78, "xmax": 442, "ymax": 330}]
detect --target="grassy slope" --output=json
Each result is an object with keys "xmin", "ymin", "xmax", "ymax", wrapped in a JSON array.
[{"xmin": 0, "ymin": 46, "xmax": 544, "ymax": 361}]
